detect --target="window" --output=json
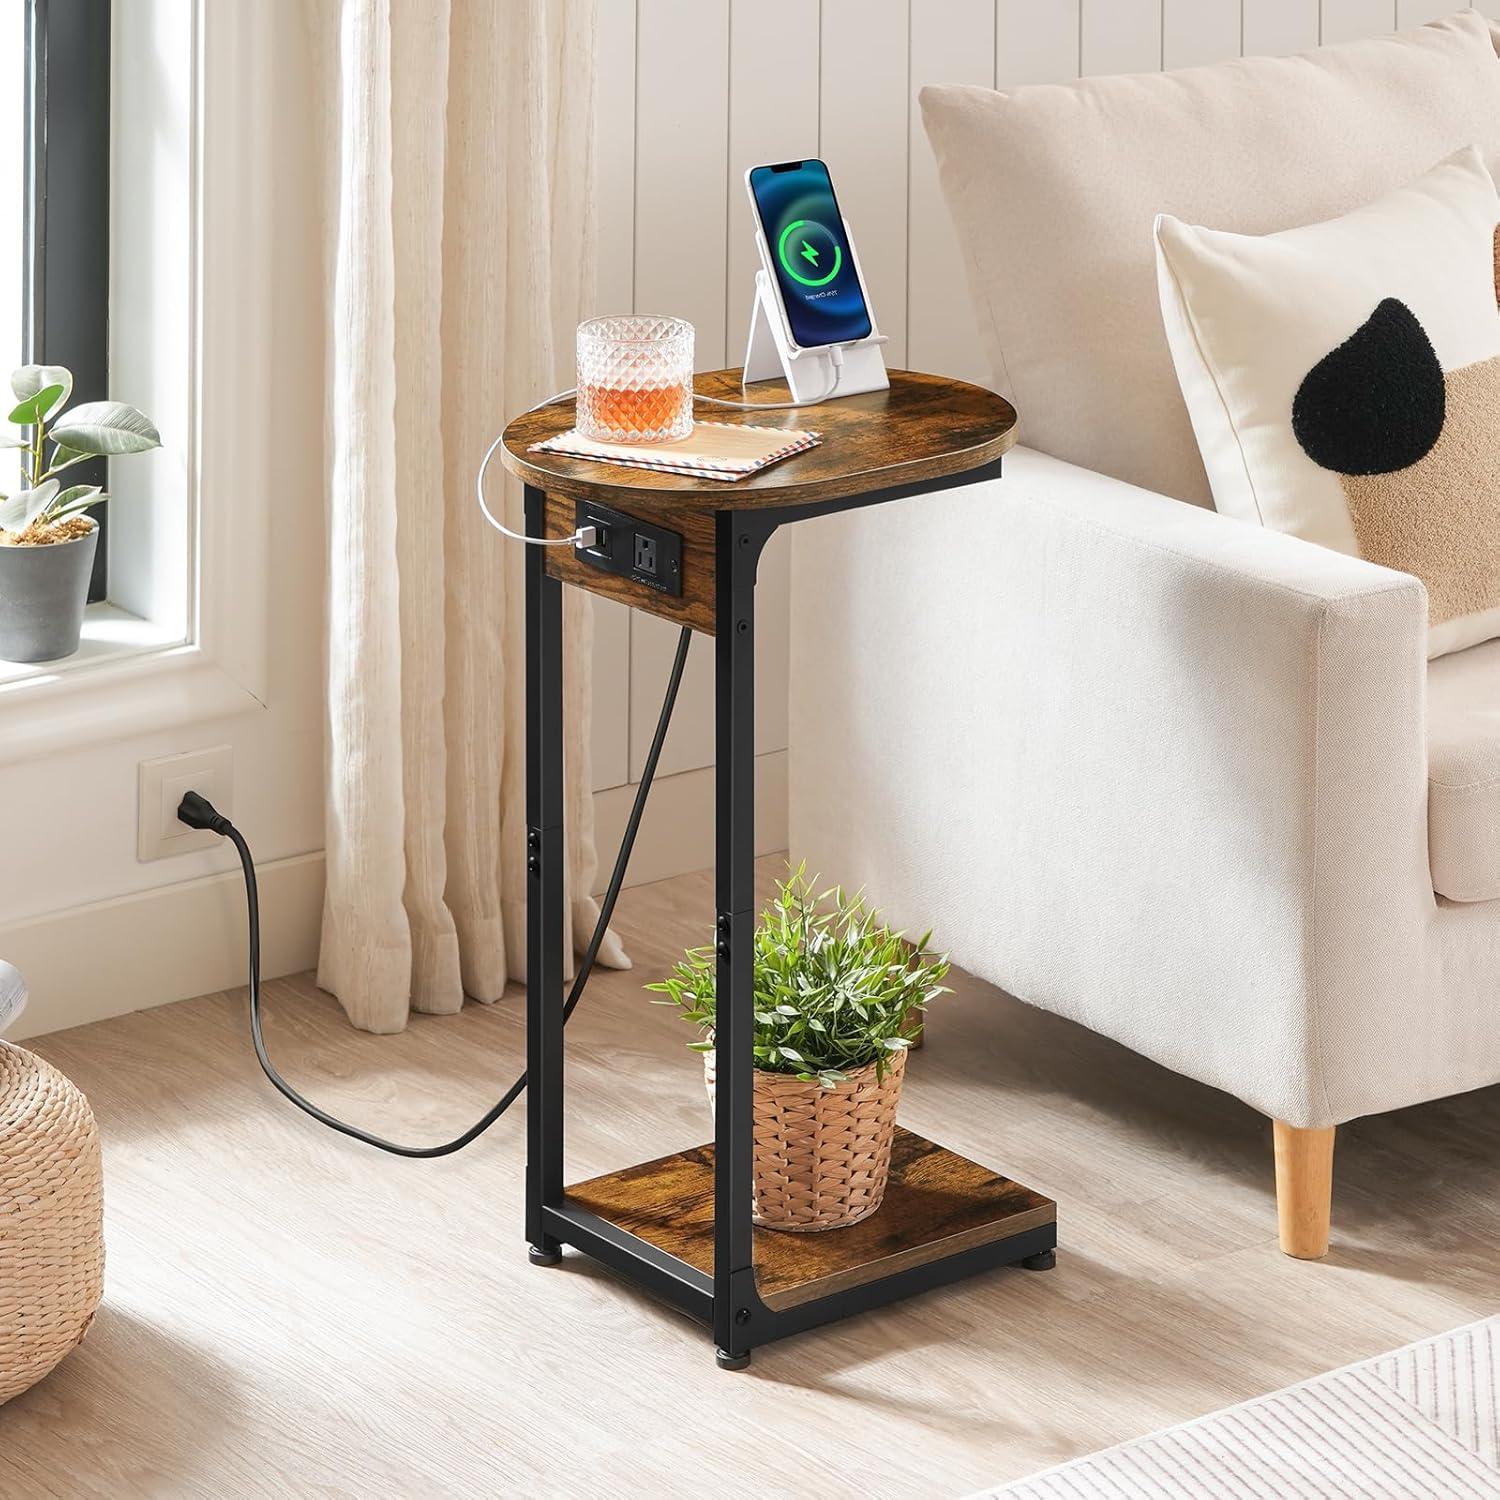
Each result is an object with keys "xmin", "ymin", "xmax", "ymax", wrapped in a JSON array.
[
  {"xmin": 0, "ymin": 12, "xmax": 21, "ymax": 374},
  {"xmin": 20, "ymin": 0, "xmax": 112, "ymax": 601},
  {"xmin": 0, "ymin": 3, "xmax": 259, "ymax": 745}
]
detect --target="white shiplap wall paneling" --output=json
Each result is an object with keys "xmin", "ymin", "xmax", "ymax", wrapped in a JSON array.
[
  {"xmin": 587, "ymin": 0, "xmax": 638, "ymax": 792},
  {"xmin": 626, "ymin": 0, "xmax": 730, "ymax": 783},
  {"xmin": 1398, "ymin": 0, "xmax": 1500, "ymax": 19},
  {"xmin": 1320, "ymin": 0, "xmax": 1397, "ymax": 44},
  {"xmin": 629, "ymin": 614, "xmax": 715, "ymax": 780},
  {"xmin": 1164, "ymin": 0, "xmax": 1242, "ymax": 69},
  {"xmin": 594, "ymin": 0, "xmax": 637, "ymax": 322},
  {"xmin": 724, "ymin": 0, "xmax": 820, "ymax": 363},
  {"xmin": 634, "ymin": 0, "xmax": 730, "ymax": 365},
  {"xmin": 907, "ymin": 0, "xmax": 995, "ymax": 382},
  {"xmin": 996, "ymin": 0, "xmax": 1081, "ymax": 85},
  {"xmin": 819, "ymin": 0, "xmax": 910, "ymax": 367},
  {"xmin": 624, "ymin": 535, "xmax": 793, "ymax": 777},
  {"xmin": 591, "ymin": 604, "xmax": 631, "ymax": 791},
  {"xmin": 1081, "ymin": 0, "xmax": 1163, "ymax": 74},
  {"xmin": 1243, "ymin": 0, "xmax": 1319, "ymax": 56},
  {"xmin": 721, "ymin": 0, "xmax": 817, "ymax": 766}
]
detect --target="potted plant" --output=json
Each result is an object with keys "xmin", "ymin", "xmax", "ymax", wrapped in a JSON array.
[
  {"xmin": 649, "ymin": 867, "xmax": 949, "ymax": 1232},
  {"xmin": 0, "ymin": 365, "xmax": 161, "ymax": 663}
]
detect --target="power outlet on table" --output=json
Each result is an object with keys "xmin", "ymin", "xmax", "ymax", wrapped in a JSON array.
[
  {"xmin": 574, "ymin": 499, "xmax": 682, "ymax": 597},
  {"xmin": 138, "ymin": 746, "xmax": 234, "ymax": 861}
]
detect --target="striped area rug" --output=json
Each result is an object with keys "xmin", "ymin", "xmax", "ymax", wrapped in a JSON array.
[{"xmin": 983, "ymin": 1317, "xmax": 1500, "ymax": 1499}]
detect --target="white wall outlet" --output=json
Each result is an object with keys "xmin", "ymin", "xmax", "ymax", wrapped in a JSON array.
[{"xmin": 138, "ymin": 746, "xmax": 235, "ymax": 861}]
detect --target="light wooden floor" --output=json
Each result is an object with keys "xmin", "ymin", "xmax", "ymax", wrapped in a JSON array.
[{"xmin": 6, "ymin": 859, "xmax": 1499, "ymax": 1498}]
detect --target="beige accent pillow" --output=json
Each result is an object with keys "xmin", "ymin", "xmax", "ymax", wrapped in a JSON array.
[
  {"xmin": 919, "ymin": 11, "xmax": 1500, "ymax": 506},
  {"xmin": 1156, "ymin": 147, "xmax": 1500, "ymax": 658}
]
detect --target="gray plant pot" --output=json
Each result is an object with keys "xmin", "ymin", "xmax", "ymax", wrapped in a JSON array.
[{"xmin": 0, "ymin": 520, "xmax": 98, "ymax": 663}]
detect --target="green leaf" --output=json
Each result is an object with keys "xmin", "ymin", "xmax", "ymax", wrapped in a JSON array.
[
  {"xmin": 48, "ymin": 484, "xmax": 105, "ymax": 521},
  {"xmin": 651, "ymin": 862, "xmax": 950, "ymax": 1076},
  {"xmin": 8, "ymin": 384, "xmax": 66, "ymax": 427},
  {"xmin": 0, "ymin": 433, "xmax": 25, "ymax": 449},
  {"xmin": 50, "ymin": 401, "xmax": 161, "ymax": 457},
  {"xmin": 46, "ymin": 443, "xmax": 90, "ymax": 476},
  {"xmin": 10, "ymin": 365, "xmax": 73, "ymax": 421},
  {"xmin": 0, "ymin": 479, "xmax": 60, "ymax": 532}
]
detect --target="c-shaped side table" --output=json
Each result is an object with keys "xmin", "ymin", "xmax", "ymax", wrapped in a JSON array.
[{"xmin": 501, "ymin": 368, "xmax": 1054, "ymax": 1369}]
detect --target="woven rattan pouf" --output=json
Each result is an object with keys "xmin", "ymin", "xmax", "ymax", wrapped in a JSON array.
[{"xmin": 0, "ymin": 1040, "xmax": 104, "ymax": 1404}]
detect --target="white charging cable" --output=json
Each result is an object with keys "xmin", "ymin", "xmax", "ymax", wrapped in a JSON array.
[
  {"xmin": 477, "ymin": 345, "xmax": 847, "ymax": 549},
  {"xmin": 475, "ymin": 430, "xmax": 598, "ymax": 550},
  {"xmin": 699, "ymin": 343, "xmax": 846, "ymax": 408}
]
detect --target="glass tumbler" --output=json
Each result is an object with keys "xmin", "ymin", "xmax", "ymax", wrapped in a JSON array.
[{"xmin": 576, "ymin": 315, "xmax": 694, "ymax": 443}]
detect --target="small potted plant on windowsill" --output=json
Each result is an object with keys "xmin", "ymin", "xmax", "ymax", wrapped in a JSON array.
[
  {"xmin": 649, "ymin": 866, "xmax": 949, "ymax": 1232},
  {"xmin": 0, "ymin": 365, "xmax": 160, "ymax": 663}
]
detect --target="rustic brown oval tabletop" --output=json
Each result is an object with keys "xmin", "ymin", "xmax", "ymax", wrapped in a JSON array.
[{"xmin": 499, "ymin": 367, "xmax": 1017, "ymax": 509}]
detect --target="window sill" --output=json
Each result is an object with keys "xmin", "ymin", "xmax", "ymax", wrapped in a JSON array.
[
  {"xmin": 0, "ymin": 600, "xmax": 184, "ymax": 689},
  {"xmin": 0, "ymin": 600, "xmax": 264, "ymax": 766}
]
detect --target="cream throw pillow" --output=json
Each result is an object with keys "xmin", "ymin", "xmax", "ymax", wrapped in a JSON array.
[
  {"xmin": 919, "ymin": 11, "xmax": 1500, "ymax": 507},
  {"xmin": 1155, "ymin": 146, "xmax": 1500, "ymax": 658}
]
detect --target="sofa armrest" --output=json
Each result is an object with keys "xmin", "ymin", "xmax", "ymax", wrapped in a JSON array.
[{"xmin": 788, "ymin": 446, "xmax": 1430, "ymax": 1128}]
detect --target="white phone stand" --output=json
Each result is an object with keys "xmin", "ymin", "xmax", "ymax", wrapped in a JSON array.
[{"xmin": 741, "ymin": 221, "xmax": 889, "ymax": 403}]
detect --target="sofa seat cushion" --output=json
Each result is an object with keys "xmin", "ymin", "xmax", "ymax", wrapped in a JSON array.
[{"xmin": 1428, "ymin": 636, "xmax": 1500, "ymax": 902}]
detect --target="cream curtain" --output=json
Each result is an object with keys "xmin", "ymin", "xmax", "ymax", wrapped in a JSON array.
[{"xmin": 317, "ymin": 0, "xmax": 623, "ymax": 1034}]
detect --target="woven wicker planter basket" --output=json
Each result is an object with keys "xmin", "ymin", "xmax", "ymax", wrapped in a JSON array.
[
  {"xmin": 0, "ymin": 1041, "xmax": 104, "ymax": 1405},
  {"xmin": 704, "ymin": 1047, "xmax": 906, "ymax": 1232}
]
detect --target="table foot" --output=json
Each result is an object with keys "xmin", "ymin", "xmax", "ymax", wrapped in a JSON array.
[
  {"xmin": 715, "ymin": 1347, "xmax": 752, "ymax": 1371},
  {"xmin": 1021, "ymin": 1249, "xmax": 1056, "ymax": 1272},
  {"xmin": 528, "ymin": 1242, "xmax": 563, "ymax": 1267}
]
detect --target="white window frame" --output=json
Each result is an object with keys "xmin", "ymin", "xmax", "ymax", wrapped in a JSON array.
[{"xmin": 0, "ymin": 2, "xmax": 273, "ymax": 764}]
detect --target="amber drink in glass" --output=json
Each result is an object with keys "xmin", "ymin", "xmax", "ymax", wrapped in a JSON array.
[{"xmin": 576, "ymin": 315, "xmax": 694, "ymax": 443}]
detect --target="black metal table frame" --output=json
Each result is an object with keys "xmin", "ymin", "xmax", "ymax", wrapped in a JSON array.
[{"xmin": 523, "ymin": 457, "xmax": 1054, "ymax": 1367}]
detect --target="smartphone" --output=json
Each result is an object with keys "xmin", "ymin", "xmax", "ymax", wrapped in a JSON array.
[{"xmin": 745, "ymin": 159, "xmax": 873, "ymax": 350}]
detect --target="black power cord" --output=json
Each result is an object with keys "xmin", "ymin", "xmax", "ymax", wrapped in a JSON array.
[{"xmin": 179, "ymin": 625, "xmax": 693, "ymax": 1158}]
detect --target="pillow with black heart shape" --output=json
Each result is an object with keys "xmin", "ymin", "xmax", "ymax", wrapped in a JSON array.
[{"xmin": 1155, "ymin": 145, "xmax": 1500, "ymax": 659}]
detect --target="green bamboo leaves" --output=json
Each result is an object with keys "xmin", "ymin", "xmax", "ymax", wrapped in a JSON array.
[{"xmin": 647, "ymin": 864, "xmax": 950, "ymax": 1089}]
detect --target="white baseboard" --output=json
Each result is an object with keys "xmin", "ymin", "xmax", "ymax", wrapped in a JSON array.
[
  {"xmin": 4, "ymin": 752, "xmax": 790, "ymax": 1041},
  {"xmin": 3, "ymin": 851, "xmax": 326, "ymax": 1042}
]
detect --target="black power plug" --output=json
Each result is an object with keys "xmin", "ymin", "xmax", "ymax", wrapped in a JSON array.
[
  {"xmin": 177, "ymin": 788, "xmax": 232, "ymax": 836},
  {"xmin": 174, "ymin": 626, "xmax": 693, "ymax": 1160}
]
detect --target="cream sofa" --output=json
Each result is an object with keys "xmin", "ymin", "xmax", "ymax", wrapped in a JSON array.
[{"xmin": 788, "ymin": 13, "xmax": 1500, "ymax": 1257}]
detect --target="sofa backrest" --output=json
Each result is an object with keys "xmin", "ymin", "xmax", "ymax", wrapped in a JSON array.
[{"xmin": 921, "ymin": 11, "xmax": 1500, "ymax": 506}]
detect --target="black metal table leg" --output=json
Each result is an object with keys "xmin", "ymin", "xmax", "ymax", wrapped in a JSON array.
[
  {"xmin": 713, "ymin": 511, "xmax": 775, "ymax": 1368},
  {"xmin": 525, "ymin": 483, "xmax": 565, "ymax": 1264}
]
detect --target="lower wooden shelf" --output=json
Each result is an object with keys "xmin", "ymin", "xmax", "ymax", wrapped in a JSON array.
[{"xmin": 567, "ymin": 1127, "xmax": 1055, "ymax": 1312}]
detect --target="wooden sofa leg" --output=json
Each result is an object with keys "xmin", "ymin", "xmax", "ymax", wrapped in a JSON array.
[{"xmin": 1272, "ymin": 1120, "xmax": 1335, "ymax": 1259}]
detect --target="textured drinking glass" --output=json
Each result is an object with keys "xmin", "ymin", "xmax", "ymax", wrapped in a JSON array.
[{"xmin": 576, "ymin": 315, "xmax": 694, "ymax": 443}]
